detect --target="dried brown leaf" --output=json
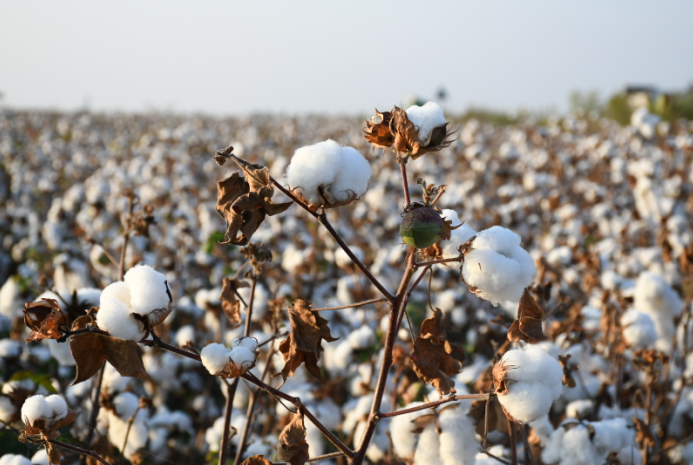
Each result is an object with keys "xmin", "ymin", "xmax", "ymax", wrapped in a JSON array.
[
  {"xmin": 46, "ymin": 442, "xmax": 62, "ymax": 465},
  {"xmin": 69, "ymin": 314, "xmax": 150, "ymax": 385},
  {"xmin": 363, "ymin": 109, "xmax": 395, "ymax": 149},
  {"xmin": 277, "ymin": 413, "xmax": 309, "ymax": 465},
  {"xmin": 277, "ymin": 300, "xmax": 338, "ymax": 385},
  {"xmin": 410, "ymin": 308, "xmax": 465, "ymax": 396},
  {"xmin": 558, "ymin": 354, "xmax": 577, "ymax": 388},
  {"xmin": 507, "ymin": 289, "xmax": 548, "ymax": 344},
  {"xmin": 219, "ymin": 277, "xmax": 248, "ymax": 327},
  {"xmin": 23, "ymin": 299, "xmax": 68, "ymax": 342}
]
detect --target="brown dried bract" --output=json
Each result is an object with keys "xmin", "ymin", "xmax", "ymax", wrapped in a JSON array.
[
  {"xmin": 216, "ymin": 162, "xmax": 292, "ymax": 246},
  {"xmin": 277, "ymin": 300, "xmax": 338, "ymax": 385},
  {"xmin": 507, "ymin": 289, "xmax": 548, "ymax": 344},
  {"xmin": 240, "ymin": 456, "xmax": 273, "ymax": 465},
  {"xmin": 492, "ymin": 359, "xmax": 514, "ymax": 396},
  {"xmin": 410, "ymin": 308, "xmax": 465, "ymax": 396},
  {"xmin": 558, "ymin": 354, "xmax": 577, "ymax": 388},
  {"xmin": 291, "ymin": 183, "xmax": 360, "ymax": 212},
  {"xmin": 469, "ymin": 397, "xmax": 510, "ymax": 436},
  {"xmin": 219, "ymin": 277, "xmax": 249, "ymax": 328},
  {"xmin": 362, "ymin": 109, "xmax": 394, "ymax": 149},
  {"xmin": 276, "ymin": 413, "xmax": 310, "ymax": 465},
  {"xmin": 19, "ymin": 409, "xmax": 78, "ymax": 465},
  {"xmin": 390, "ymin": 106, "xmax": 455, "ymax": 161},
  {"xmin": 69, "ymin": 314, "xmax": 150, "ymax": 385},
  {"xmin": 23, "ymin": 299, "xmax": 68, "ymax": 342}
]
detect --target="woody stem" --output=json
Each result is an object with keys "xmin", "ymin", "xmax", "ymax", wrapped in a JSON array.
[
  {"xmin": 399, "ymin": 161, "xmax": 411, "ymax": 206},
  {"xmin": 49, "ymin": 438, "xmax": 111, "ymax": 465},
  {"xmin": 378, "ymin": 393, "xmax": 490, "ymax": 418}
]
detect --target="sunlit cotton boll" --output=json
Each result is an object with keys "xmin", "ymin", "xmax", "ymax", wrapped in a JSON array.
[
  {"xmin": 496, "ymin": 344, "xmax": 563, "ymax": 423},
  {"xmin": 462, "ymin": 226, "xmax": 536, "ymax": 305},
  {"xmin": 439, "ymin": 209, "xmax": 477, "ymax": 267},
  {"xmin": 44, "ymin": 395, "xmax": 68, "ymax": 419},
  {"xmin": 620, "ymin": 309, "xmax": 657, "ymax": 350},
  {"xmin": 20, "ymin": 395, "xmax": 52, "ymax": 424},
  {"xmin": 286, "ymin": 139, "xmax": 371, "ymax": 204},
  {"xmin": 31, "ymin": 450, "xmax": 48, "ymax": 465},
  {"xmin": 123, "ymin": 264, "xmax": 171, "ymax": 315},
  {"xmin": 97, "ymin": 298, "xmax": 146, "ymax": 341},
  {"xmin": 200, "ymin": 343, "xmax": 232, "ymax": 375},
  {"xmin": 0, "ymin": 455, "xmax": 32, "ymax": 465},
  {"xmin": 405, "ymin": 102, "xmax": 446, "ymax": 145}
]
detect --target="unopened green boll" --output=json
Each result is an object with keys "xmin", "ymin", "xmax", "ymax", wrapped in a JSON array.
[{"xmin": 399, "ymin": 206, "xmax": 444, "ymax": 249}]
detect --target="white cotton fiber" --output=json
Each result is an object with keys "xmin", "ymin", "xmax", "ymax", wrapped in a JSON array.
[
  {"xmin": 413, "ymin": 423, "xmax": 441, "ymax": 465},
  {"xmin": 439, "ymin": 210, "xmax": 477, "ymax": 266},
  {"xmin": 286, "ymin": 140, "xmax": 371, "ymax": 205},
  {"xmin": 20, "ymin": 395, "xmax": 52, "ymax": 424},
  {"xmin": 634, "ymin": 271, "xmax": 683, "ymax": 351},
  {"xmin": 97, "ymin": 298, "xmax": 146, "ymax": 341},
  {"xmin": 201, "ymin": 343, "xmax": 231, "ymax": 375},
  {"xmin": 390, "ymin": 402, "xmax": 426, "ymax": 458},
  {"xmin": 232, "ymin": 337, "xmax": 259, "ymax": 352},
  {"xmin": 0, "ymin": 397, "xmax": 16, "ymax": 423},
  {"xmin": 31, "ymin": 449, "xmax": 48, "ymax": 465},
  {"xmin": 44, "ymin": 395, "xmax": 68, "ymax": 419},
  {"xmin": 497, "ymin": 345, "xmax": 563, "ymax": 423},
  {"xmin": 472, "ymin": 226, "xmax": 522, "ymax": 256},
  {"xmin": 405, "ymin": 102, "xmax": 446, "ymax": 145},
  {"xmin": 348, "ymin": 325, "xmax": 376, "ymax": 350},
  {"xmin": 438, "ymin": 405, "xmax": 477, "ymax": 465},
  {"xmin": 175, "ymin": 325, "xmax": 195, "ymax": 347},
  {"xmin": 123, "ymin": 264, "xmax": 171, "ymax": 314},
  {"xmin": 100, "ymin": 281, "xmax": 131, "ymax": 306},
  {"xmin": 113, "ymin": 392, "xmax": 139, "ymax": 419},
  {"xmin": 0, "ymin": 456, "xmax": 32, "ymax": 465},
  {"xmin": 620, "ymin": 309, "xmax": 657, "ymax": 350},
  {"xmin": 462, "ymin": 246, "xmax": 535, "ymax": 305},
  {"xmin": 230, "ymin": 346, "xmax": 256, "ymax": 368}
]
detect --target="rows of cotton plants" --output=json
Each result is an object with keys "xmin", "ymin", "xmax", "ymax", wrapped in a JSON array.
[{"xmin": 0, "ymin": 104, "xmax": 691, "ymax": 465}]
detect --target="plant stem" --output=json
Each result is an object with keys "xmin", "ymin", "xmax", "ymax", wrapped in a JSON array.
[
  {"xmin": 508, "ymin": 419, "xmax": 518, "ymax": 465},
  {"xmin": 353, "ymin": 249, "xmax": 416, "ymax": 465},
  {"xmin": 120, "ymin": 406, "xmax": 142, "ymax": 459},
  {"xmin": 399, "ymin": 162, "xmax": 411, "ymax": 206},
  {"xmin": 307, "ymin": 452, "xmax": 346, "ymax": 462},
  {"xmin": 378, "ymin": 393, "xmax": 490, "ymax": 418},
  {"xmin": 219, "ymin": 378, "xmax": 239, "ymax": 465},
  {"xmin": 395, "ymin": 265, "xmax": 431, "ymax": 331},
  {"xmin": 233, "ymin": 348, "xmax": 274, "ymax": 464},
  {"xmin": 49, "ymin": 438, "xmax": 111, "ymax": 465},
  {"xmin": 83, "ymin": 362, "xmax": 105, "ymax": 453},
  {"xmin": 244, "ymin": 275, "xmax": 256, "ymax": 337},
  {"xmin": 414, "ymin": 257, "xmax": 463, "ymax": 267},
  {"xmin": 312, "ymin": 298, "xmax": 388, "ymax": 312}
]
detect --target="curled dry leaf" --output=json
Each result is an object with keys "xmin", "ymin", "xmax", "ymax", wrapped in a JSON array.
[
  {"xmin": 558, "ymin": 354, "xmax": 577, "ymax": 388},
  {"xmin": 507, "ymin": 289, "xmax": 548, "ymax": 344},
  {"xmin": 410, "ymin": 308, "xmax": 465, "ymax": 396},
  {"xmin": 362, "ymin": 109, "xmax": 394, "ymax": 149},
  {"xmin": 69, "ymin": 313, "xmax": 150, "ymax": 385},
  {"xmin": 219, "ymin": 277, "xmax": 249, "ymax": 327},
  {"xmin": 276, "ymin": 413, "xmax": 310, "ymax": 465},
  {"xmin": 633, "ymin": 417, "xmax": 655, "ymax": 448},
  {"xmin": 216, "ymin": 161, "xmax": 292, "ymax": 246},
  {"xmin": 23, "ymin": 299, "xmax": 68, "ymax": 342},
  {"xmin": 277, "ymin": 299, "xmax": 338, "ymax": 385},
  {"xmin": 391, "ymin": 106, "xmax": 455, "ymax": 161},
  {"xmin": 469, "ymin": 397, "xmax": 510, "ymax": 436},
  {"xmin": 291, "ymin": 183, "xmax": 360, "ymax": 212},
  {"xmin": 492, "ymin": 359, "xmax": 521, "ymax": 422}
]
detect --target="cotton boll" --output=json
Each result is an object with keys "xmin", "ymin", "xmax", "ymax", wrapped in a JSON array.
[
  {"xmin": 498, "ymin": 382, "xmax": 555, "ymax": 423},
  {"xmin": 232, "ymin": 337, "xmax": 259, "ymax": 352},
  {"xmin": 0, "ymin": 456, "xmax": 31, "ymax": 465},
  {"xmin": 123, "ymin": 265, "xmax": 171, "ymax": 315},
  {"xmin": 100, "ymin": 281, "xmax": 131, "ymax": 306},
  {"xmin": 348, "ymin": 325, "xmax": 376, "ymax": 350},
  {"xmin": 21, "ymin": 395, "xmax": 52, "ymax": 424},
  {"xmin": 462, "ymin": 246, "xmax": 536, "ymax": 305},
  {"xmin": 634, "ymin": 271, "xmax": 683, "ymax": 351},
  {"xmin": 473, "ymin": 226, "xmax": 522, "ymax": 256},
  {"xmin": 0, "ymin": 277, "xmax": 23, "ymax": 319},
  {"xmin": 97, "ymin": 298, "xmax": 146, "ymax": 341},
  {"xmin": 438, "ymin": 405, "xmax": 477, "ymax": 465},
  {"xmin": 0, "ymin": 340, "xmax": 21, "ymax": 358},
  {"xmin": 389, "ymin": 402, "xmax": 427, "ymax": 458},
  {"xmin": 44, "ymin": 395, "xmax": 68, "ymax": 419},
  {"xmin": 565, "ymin": 399, "xmax": 594, "ymax": 419},
  {"xmin": 113, "ymin": 392, "xmax": 139, "ymax": 419},
  {"xmin": 413, "ymin": 423, "xmax": 441, "ymax": 465},
  {"xmin": 30, "ymin": 450, "xmax": 48, "ymax": 465},
  {"xmin": 543, "ymin": 423, "xmax": 601, "ymax": 465},
  {"xmin": 620, "ymin": 309, "xmax": 657, "ymax": 349},
  {"xmin": 230, "ymin": 346, "xmax": 256, "ymax": 369},
  {"xmin": 175, "ymin": 325, "xmax": 195, "ymax": 347},
  {"xmin": 405, "ymin": 102, "xmax": 446, "ymax": 145},
  {"xmin": 200, "ymin": 343, "xmax": 231, "ymax": 375},
  {"xmin": 330, "ymin": 147, "xmax": 371, "ymax": 202},
  {"xmin": 286, "ymin": 140, "xmax": 342, "ymax": 204}
]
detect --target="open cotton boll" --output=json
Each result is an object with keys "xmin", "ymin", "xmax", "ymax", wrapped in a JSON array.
[
  {"xmin": 438, "ymin": 405, "xmax": 477, "ymax": 465},
  {"xmin": 97, "ymin": 298, "xmax": 146, "ymax": 341},
  {"xmin": 21, "ymin": 395, "xmax": 52, "ymax": 424},
  {"xmin": 0, "ymin": 456, "xmax": 32, "ymax": 465},
  {"xmin": 542, "ymin": 423, "xmax": 602, "ymax": 465},
  {"xmin": 620, "ymin": 309, "xmax": 657, "ymax": 349},
  {"xmin": 123, "ymin": 265, "xmax": 171, "ymax": 315},
  {"xmin": 100, "ymin": 281, "xmax": 131, "ymax": 306},
  {"xmin": 286, "ymin": 139, "xmax": 342, "ymax": 204},
  {"xmin": 472, "ymin": 226, "xmax": 522, "ymax": 256},
  {"xmin": 232, "ymin": 337, "xmax": 259, "ymax": 352},
  {"xmin": 329, "ymin": 146, "xmax": 371, "ymax": 202},
  {"xmin": 0, "ymin": 397, "xmax": 16, "ymax": 423},
  {"xmin": 405, "ymin": 102, "xmax": 446, "ymax": 145},
  {"xmin": 201, "ymin": 343, "xmax": 231, "ymax": 375},
  {"xmin": 230, "ymin": 346, "xmax": 256, "ymax": 368},
  {"xmin": 175, "ymin": 325, "xmax": 195, "ymax": 347},
  {"xmin": 31, "ymin": 450, "xmax": 48, "ymax": 465},
  {"xmin": 113, "ymin": 392, "xmax": 139, "ymax": 419},
  {"xmin": 413, "ymin": 423, "xmax": 442, "ymax": 465},
  {"xmin": 348, "ymin": 325, "xmax": 376, "ymax": 350},
  {"xmin": 634, "ymin": 271, "xmax": 683, "ymax": 351},
  {"xmin": 44, "ymin": 395, "xmax": 68, "ymax": 419},
  {"xmin": 390, "ymin": 402, "xmax": 426, "ymax": 458}
]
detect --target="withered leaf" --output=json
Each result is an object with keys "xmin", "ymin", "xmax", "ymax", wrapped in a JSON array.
[
  {"xmin": 362, "ymin": 109, "xmax": 394, "ymax": 149},
  {"xmin": 23, "ymin": 299, "xmax": 68, "ymax": 342},
  {"xmin": 410, "ymin": 308, "xmax": 465, "ymax": 396},
  {"xmin": 277, "ymin": 413, "xmax": 310, "ymax": 465},
  {"xmin": 469, "ymin": 397, "xmax": 510, "ymax": 436},
  {"xmin": 216, "ymin": 164, "xmax": 291, "ymax": 246},
  {"xmin": 219, "ymin": 277, "xmax": 249, "ymax": 327},
  {"xmin": 277, "ymin": 300, "xmax": 338, "ymax": 385},
  {"xmin": 46, "ymin": 442, "xmax": 62, "ymax": 465},
  {"xmin": 240, "ymin": 456, "xmax": 273, "ymax": 465},
  {"xmin": 633, "ymin": 417, "xmax": 655, "ymax": 448},
  {"xmin": 507, "ymin": 289, "xmax": 548, "ymax": 344},
  {"xmin": 69, "ymin": 314, "xmax": 150, "ymax": 385},
  {"xmin": 558, "ymin": 354, "xmax": 577, "ymax": 388}
]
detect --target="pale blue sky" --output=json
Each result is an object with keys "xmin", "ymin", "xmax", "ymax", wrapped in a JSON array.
[{"xmin": 1, "ymin": 1, "xmax": 692, "ymax": 115}]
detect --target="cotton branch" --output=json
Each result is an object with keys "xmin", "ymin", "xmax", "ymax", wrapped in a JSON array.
[
  {"xmin": 49, "ymin": 438, "xmax": 111, "ymax": 465},
  {"xmin": 312, "ymin": 297, "xmax": 388, "ymax": 312},
  {"xmin": 378, "ymin": 393, "xmax": 490, "ymax": 418}
]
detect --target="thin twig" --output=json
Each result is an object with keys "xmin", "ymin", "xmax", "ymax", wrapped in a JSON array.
[
  {"xmin": 508, "ymin": 418, "xmax": 518, "ymax": 465},
  {"xmin": 219, "ymin": 378, "xmax": 239, "ymax": 465},
  {"xmin": 378, "ymin": 393, "xmax": 490, "ymax": 418},
  {"xmin": 414, "ymin": 257, "xmax": 463, "ymax": 267},
  {"xmin": 82, "ymin": 362, "xmax": 105, "ymax": 453},
  {"xmin": 307, "ymin": 451, "xmax": 346, "ymax": 462},
  {"xmin": 312, "ymin": 298, "xmax": 388, "ymax": 312},
  {"xmin": 399, "ymin": 162, "xmax": 411, "ymax": 206},
  {"xmin": 244, "ymin": 275, "xmax": 257, "ymax": 337},
  {"xmin": 258, "ymin": 331, "xmax": 288, "ymax": 348},
  {"xmin": 49, "ymin": 438, "xmax": 111, "ymax": 465},
  {"xmin": 120, "ymin": 406, "xmax": 142, "ymax": 460}
]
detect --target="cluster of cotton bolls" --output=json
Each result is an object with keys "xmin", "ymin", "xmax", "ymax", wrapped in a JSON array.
[
  {"xmin": 1, "ymin": 105, "xmax": 693, "ymax": 463},
  {"xmin": 200, "ymin": 337, "xmax": 258, "ymax": 376},
  {"xmin": 20, "ymin": 394, "xmax": 69, "ymax": 425}
]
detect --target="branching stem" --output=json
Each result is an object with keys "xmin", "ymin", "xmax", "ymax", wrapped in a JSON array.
[
  {"xmin": 378, "ymin": 393, "xmax": 490, "ymax": 418},
  {"xmin": 49, "ymin": 438, "xmax": 111, "ymax": 465},
  {"xmin": 312, "ymin": 298, "xmax": 388, "ymax": 312}
]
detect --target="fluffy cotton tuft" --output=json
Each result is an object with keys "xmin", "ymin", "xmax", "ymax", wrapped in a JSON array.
[
  {"xmin": 20, "ymin": 395, "xmax": 52, "ymax": 424},
  {"xmin": 543, "ymin": 419, "xmax": 639, "ymax": 465},
  {"xmin": 497, "ymin": 344, "xmax": 563, "ymax": 422},
  {"xmin": 348, "ymin": 325, "xmax": 376, "ymax": 350},
  {"xmin": 620, "ymin": 309, "xmax": 657, "ymax": 350},
  {"xmin": 229, "ymin": 346, "xmax": 256, "ymax": 368},
  {"xmin": 123, "ymin": 264, "xmax": 171, "ymax": 314},
  {"xmin": 438, "ymin": 405, "xmax": 477, "ymax": 465},
  {"xmin": 97, "ymin": 298, "xmax": 146, "ymax": 341},
  {"xmin": 439, "ymin": 209, "xmax": 477, "ymax": 267},
  {"xmin": 462, "ymin": 226, "xmax": 536, "ymax": 305},
  {"xmin": 200, "ymin": 343, "xmax": 231, "ymax": 375},
  {"xmin": 44, "ymin": 395, "xmax": 68, "ymax": 419},
  {"xmin": 0, "ymin": 455, "xmax": 32, "ymax": 465},
  {"xmin": 634, "ymin": 271, "xmax": 683, "ymax": 351},
  {"xmin": 405, "ymin": 102, "xmax": 446, "ymax": 145},
  {"xmin": 232, "ymin": 337, "xmax": 259, "ymax": 352},
  {"xmin": 286, "ymin": 140, "xmax": 371, "ymax": 204}
]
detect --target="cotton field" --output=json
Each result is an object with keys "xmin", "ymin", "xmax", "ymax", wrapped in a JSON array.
[{"xmin": 0, "ymin": 105, "xmax": 692, "ymax": 465}]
